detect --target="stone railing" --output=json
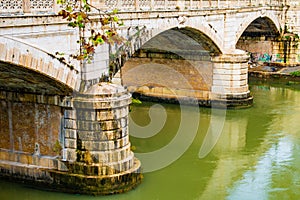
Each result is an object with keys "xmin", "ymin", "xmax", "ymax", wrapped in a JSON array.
[
  {"xmin": 0, "ymin": 0, "xmax": 296, "ymax": 15},
  {"xmin": 0, "ymin": 0, "xmax": 60, "ymax": 15},
  {"xmin": 85, "ymin": 0, "xmax": 295, "ymax": 11}
]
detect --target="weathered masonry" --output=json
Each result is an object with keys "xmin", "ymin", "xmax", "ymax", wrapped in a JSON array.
[{"xmin": 0, "ymin": 0, "xmax": 299, "ymax": 195}]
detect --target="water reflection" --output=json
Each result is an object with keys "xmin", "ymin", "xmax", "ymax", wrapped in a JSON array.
[{"xmin": 1, "ymin": 83, "xmax": 300, "ymax": 199}]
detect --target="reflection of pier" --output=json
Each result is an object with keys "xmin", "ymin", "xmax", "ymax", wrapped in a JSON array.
[{"xmin": 200, "ymin": 86, "xmax": 300, "ymax": 199}]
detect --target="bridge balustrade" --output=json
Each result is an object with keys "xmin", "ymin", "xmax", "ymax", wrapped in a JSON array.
[{"xmin": 0, "ymin": 0, "xmax": 295, "ymax": 16}]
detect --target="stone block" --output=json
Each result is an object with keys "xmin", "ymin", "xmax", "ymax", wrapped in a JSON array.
[
  {"xmin": 64, "ymin": 119, "xmax": 77, "ymax": 129},
  {"xmin": 65, "ymin": 138, "xmax": 77, "ymax": 149},
  {"xmin": 212, "ymin": 85, "xmax": 249, "ymax": 94},
  {"xmin": 78, "ymin": 130, "xmax": 104, "ymax": 141},
  {"xmin": 99, "ymin": 117, "xmax": 128, "ymax": 131},
  {"xmin": 5, "ymin": 48, "xmax": 14, "ymax": 62},
  {"xmin": 76, "ymin": 109, "xmax": 95, "ymax": 121},
  {"xmin": 37, "ymin": 58, "xmax": 45, "ymax": 72},
  {"xmin": 39, "ymin": 157, "xmax": 50, "ymax": 168},
  {"xmin": 19, "ymin": 154, "xmax": 31, "ymax": 165},
  {"xmin": 12, "ymin": 48, "xmax": 20, "ymax": 64},
  {"xmin": 58, "ymin": 160, "xmax": 69, "ymax": 171},
  {"xmin": 153, "ymin": 87, "xmax": 163, "ymax": 95},
  {"xmin": 66, "ymin": 149, "xmax": 77, "ymax": 162},
  {"xmin": 47, "ymin": 62, "xmax": 55, "ymax": 77},
  {"xmin": 49, "ymin": 159, "xmax": 58, "ymax": 169},
  {"xmin": 57, "ymin": 67, "xmax": 65, "ymax": 82},
  {"xmin": 0, "ymin": 150, "xmax": 9, "ymax": 161},
  {"xmin": 212, "ymin": 79, "xmax": 247, "ymax": 87},
  {"xmin": 64, "ymin": 129, "xmax": 77, "ymax": 139},
  {"xmin": 137, "ymin": 86, "xmax": 150, "ymax": 94},
  {"xmin": 32, "ymin": 155, "xmax": 39, "ymax": 165},
  {"xmin": 90, "ymin": 144, "xmax": 131, "ymax": 164},
  {"xmin": 64, "ymin": 109, "xmax": 77, "ymax": 119},
  {"xmin": 163, "ymin": 87, "xmax": 175, "ymax": 96},
  {"xmin": 77, "ymin": 120, "xmax": 102, "ymax": 131},
  {"xmin": 0, "ymin": 43, "xmax": 7, "ymax": 60},
  {"xmin": 95, "ymin": 106, "xmax": 129, "ymax": 121}
]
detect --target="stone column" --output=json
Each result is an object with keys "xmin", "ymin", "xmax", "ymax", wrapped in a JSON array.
[
  {"xmin": 211, "ymin": 50, "xmax": 253, "ymax": 108},
  {"xmin": 53, "ymin": 83, "xmax": 142, "ymax": 195}
]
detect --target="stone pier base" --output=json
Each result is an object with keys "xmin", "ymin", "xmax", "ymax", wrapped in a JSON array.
[
  {"xmin": 0, "ymin": 83, "xmax": 142, "ymax": 195},
  {"xmin": 0, "ymin": 157, "xmax": 142, "ymax": 195}
]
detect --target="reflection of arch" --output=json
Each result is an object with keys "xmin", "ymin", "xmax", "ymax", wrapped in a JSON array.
[
  {"xmin": 235, "ymin": 12, "xmax": 281, "ymax": 45},
  {"xmin": 0, "ymin": 36, "xmax": 79, "ymax": 94}
]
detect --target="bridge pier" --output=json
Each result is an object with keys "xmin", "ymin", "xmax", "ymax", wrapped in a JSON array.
[
  {"xmin": 0, "ymin": 83, "xmax": 142, "ymax": 195},
  {"xmin": 56, "ymin": 83, "xmax": 142, "ymax": 195},
  {"xmin": 211, "ymin": 50, "xmax": 253, "ymax": 108}
]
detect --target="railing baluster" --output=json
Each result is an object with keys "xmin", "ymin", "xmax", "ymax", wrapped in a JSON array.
[
  {"xmin": 23, "ymin": 0, "xmax": 30, "ymax": 13},
  {"xmin": 135, "ymin": 0, "xmax": 139, "ymax": 10}
]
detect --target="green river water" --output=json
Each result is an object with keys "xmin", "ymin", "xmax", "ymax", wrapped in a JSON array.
[{"xmin": 1, "ymin": 80, "xmax": 300, "ymax": 200}]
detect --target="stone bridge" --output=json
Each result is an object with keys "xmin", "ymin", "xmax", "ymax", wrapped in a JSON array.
[
  {"xmin": 0, "ymin": 0, "xmax": 299, "ymax": 195},
  {"xmin": 0, "ymin": 1, "xmax": 299, "ymax": 102}
]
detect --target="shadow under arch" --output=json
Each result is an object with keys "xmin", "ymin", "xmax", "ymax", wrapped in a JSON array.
[
  {"xmin": 0, "ymin": 36, "xmax": 78, "ymax": 95},
  {"xmin": 120, "ymin": 26, "xmax": 223, "ymax": 96},
  {"xmin": 139, "ymin": 26, "xmax": 222, "ymax": 56},
  {"xmin": 235, "ymin": 15, "xmax": 281, "ymax": 46}
]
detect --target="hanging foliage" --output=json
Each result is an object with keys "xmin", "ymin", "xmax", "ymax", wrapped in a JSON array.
[{"xmin": 57, "ymin": 0, "xmax": 124, "ymax": 61}]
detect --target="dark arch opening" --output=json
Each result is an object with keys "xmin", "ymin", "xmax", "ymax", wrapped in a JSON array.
[
  {"xmin": 0, "ymin": 61, "xmax": 73, "ymax": 95},
  {"xmin": 135, "ymin": 27, "xmax": 222, "ymax": 59},
  {"xmin": 236, "ymin": 17, "xmax": 280, "ymax": 67},
  {"xmin": 240, "ymin": 17, "xmax": 280, "ymax": 38}
]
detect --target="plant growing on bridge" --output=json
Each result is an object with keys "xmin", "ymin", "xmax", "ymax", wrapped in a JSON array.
[
  {"xmin": 290, "ymin": 71, "xmax": 300, "ymax": 77},
  {"xmin": 57, "ymin": 0, "xmax": 124, "ymax": 61}
]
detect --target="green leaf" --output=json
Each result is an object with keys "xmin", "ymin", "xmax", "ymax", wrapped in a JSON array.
[
  {"xmin": 113, "ymin": 16, "xmax": 119, "ymax": 22},
  {"xmin": 112, "ymin": 9, "xmax": 118, "ymax": 14},
  {"xmin": 78, "ymin": 23, "xmax": 85, "ymax": 28},
  {"xmin": 66, "ymin": 6, "xmax": 72, "ymax": 12},
  {"xmin": 96, "ymin": 37, "xmax": 105, "ymax": 44},
  {"xmin": 77, "ymin": 14, "xmax": 83, "ymax": 22},
  {"xmin": 68, "ymin": 22, "xmax": 77, "ymax": 27},
  {"xmin": 132, "ymin": 98, "xmax": 142, "ymax": 104}
]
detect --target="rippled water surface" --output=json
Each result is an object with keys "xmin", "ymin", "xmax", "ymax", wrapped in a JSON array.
[{"xmin": 1, "ymin": 81, "xmax": 300, "ymax": 200}]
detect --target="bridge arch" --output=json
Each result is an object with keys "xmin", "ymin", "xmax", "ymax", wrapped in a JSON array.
[
  {"xmin": 119, "ymin": 17, "xmax": 225, "ymax": 65},
  {"xmin": 137, "ymin": 26, "xmax": 223, "ymax": 57},
  {"xmin": 0, "ymin": 36, "xmax": 80, "ymax": 95},
  {"xmin": 118, "ymin": 26, "xmax": 225, "ymax": 103},
  {"xmin": 145, "ymin": 22, "xmax": 224, "ymax": 55},
  {"xmin": 235, "ymin": 11, "xmax": 282, "ymax": 45}
]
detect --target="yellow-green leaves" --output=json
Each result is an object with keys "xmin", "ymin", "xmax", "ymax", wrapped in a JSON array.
[{"xmin": 57, "ymin": 0, "xmax": 124, "ymax": 61}]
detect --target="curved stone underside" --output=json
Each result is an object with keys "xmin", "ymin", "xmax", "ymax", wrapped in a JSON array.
[
  {"xmin": 140, "ymin": 27, "xmax": 222, "ymax": 56},
  {"xmin": 121, "ymin": 27, "xmax": 217, "ymax": 102},
  {"xmin": 0, "ymin": 61, "xmax": 73, "ymax": 95},
  {"xmin": 241, "ymin": 17, "xmax": 280, "ymax": 37}
]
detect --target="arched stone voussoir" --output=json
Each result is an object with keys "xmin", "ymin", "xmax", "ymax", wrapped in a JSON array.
[
  {"xmin": 235, "ymin": 10, "xmax": 282, "ymax": 45},
  {"xmin": 0, "ymin": 36, "xmax": 80, "ymax": 93}
]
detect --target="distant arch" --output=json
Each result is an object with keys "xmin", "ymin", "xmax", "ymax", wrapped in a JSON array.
[{"xmin": 235, "ymin": 11, "xmax": 281, "ymax": 45}]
